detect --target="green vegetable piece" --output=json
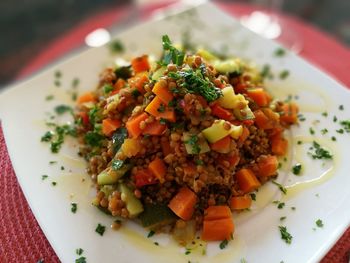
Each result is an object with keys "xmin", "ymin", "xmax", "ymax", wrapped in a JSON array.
[
  {"xmin": 152, "ymin": 66, "xmax": 166, "ymax": 81},
  {"xmin": 118, "ymin": 183, "xmax": 143, "ymax": 217},
  {"xmin": 112, "ymin": 127, "xmax": 128, "ymax": 153},
  {"xmin": 139, "ymin": 203, "xmax": 176, "ymax": 228},
  {"xmin": 292, "ymin": 163, "xmax": 302, "ymax": 175},
  {"xmin": 97, "ymin": 164, "xmax": 132, "ymax": 185},
  {"xmin": 233, "ymin": 106, "xmax": 255, "ymax": 121},
  {"xmin": 183, "ymin": 132, "xmax": 210, "ymax": 154},
  {"xmin": 114, "ymin": 66, "xmax": 132, "ymax": 79}
]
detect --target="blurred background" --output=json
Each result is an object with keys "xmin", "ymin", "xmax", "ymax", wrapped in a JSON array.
[{"xmin": 1, "ymin": 0, "xmax": 349, "ymax": 88}]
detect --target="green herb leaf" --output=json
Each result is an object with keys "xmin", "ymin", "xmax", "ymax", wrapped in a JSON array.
[
  {"xmin": 95, "ymin": 223, "xmax": 106, "ymax": 236},
  {"xmin": 340, "ymin": 120, "xmax": 350, "ymax": 133},
  {"xmin": 219, "ymin": 239, "xmax": 229, "ymax": 249},
  {"xmin": 71, "ymin": 203, "xmax": 78, "ymax": 213},
  {"xmin": 250, "ymin": 193, "xmax": 256, "ymax": 201},
  {"xmin": 279, "ymin": 70, "xmax": 289, "ymax": 80},
  {"xmin": 309, "ymin": 127, "xmax": 315, "ymax": 135},
  {"xmin": 46, "ymin": 95, "xmax": 54, "ymax": 101},
  {"xmin": 112, "ymin": 159, "xmax": 124, "ymax": 170},
  {"xmin": 147, "ymin": 230, "xmax": 155, "ymax": 238},
  {"xmin": 161, "ymin": 35, "xmax": 185, "ymax": 66},
  {"xmin": 42, "ymin": 175, "xmax": 49, "ymax": 180},
  {"xmin": 41, "ymin": 131, "xmax": 54, "ymax": 142},
  {"xmin": 112, "ymin": 127, "xmax": 128, "ymax": 153},
  {"xmin": 51, "ymin": 181, "xmax": 57, "ymax": 186},
  {"xmin": 103, "ymin": 84, "xmax": 114, "ymax": 94},
  {"xmin": 109, "ymin": 39, "xmax": 124, "ymax": 53},
  {"xmin": 274, "ymin": 48, "xmax": 286, "ymax": 57},
  {"xmin": 272, "ymin": 181, "xmax": 287, "ymax": 195},
  {"xmin": 54, "ymin": 104, "xmax": 72, "ymax": 115},
  {"xmin": 308, "ymin": 141, "xmax": 333, "ymax": 160},
  {"xmin": 76, "ymin": 248, "xmax": 84, "ymax": 256},
  {"xmin": 185, "ymin": 134, "xmax": 201, "ymax": 154},
  {"xmin": 75, "ymin": 256, "xmax": 86, "ymax": 263},
  {"xmin": 339, "ymin": 105, "xmax": 344, "ymax": 110},
  {"xmin": 316, "ymin": 219, "xmax": 324, "ymax": 228},
  {"xmin": 292, "ymin": 163, "xmax": 302, "ymax": 175},
  {"xmin": 85, "ymin": 131, "xmax": 104, "ymax": 147},
  {"xmin": 279, "ymin": 226, "xmax": 293, "ymax": 244}
]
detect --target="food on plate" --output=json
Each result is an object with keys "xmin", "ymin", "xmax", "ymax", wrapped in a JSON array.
[{"xmin": 73, "ymin": 35, "xmax": 298, "ymax": 244}]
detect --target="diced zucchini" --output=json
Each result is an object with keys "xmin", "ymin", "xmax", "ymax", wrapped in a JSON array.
[
  {"xmin": 213, "ymin": 59, "xmax": 242, "ymax": 74},
  {"xmin": 202, "ymin": 120, "xmax": 233, "ymax": 143},
  {"xmin": 138, "ymin": 203, "xmax": 176, "ymax": 228},
  {"xmin": 100, "ymin": 185, "xmax": 116, "ymax": 197},
  {"xmin": 217, "ymin": 86, "xmax": 236, "ymax": 109},
  {"xmin": 119, "ymin": 183, "xmax": 143, "ymax": 217},
  {"xmin": 230, "ymin": 125, "xmax": 243, "ymax": 139},
  {"xmin": 233, "ymin": 105, "xmax": 255, "ymax": 121},
  {"xmin": 151, "ymin": 66, "xmax": 166, "ymax": 81},
  {"xmin": 172, "ymin": 220, "xmax": 196, "ymax": 245},
  {"xmin": 183, "ymin": 132, "xmax": 210, "ymax": 154},
  {"xmin": 196, "ymin": 48, "xmax": 218, "ymax": 62},
  {"xmin": 97, "ymin": 164, "xmax": 132, "ymax": 185},
  {"xmin": 231, "ymin": 94, "xmax": 249, "ymax": 109}
]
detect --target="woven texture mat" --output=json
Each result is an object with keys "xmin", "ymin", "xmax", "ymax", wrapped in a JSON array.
[{"xmin": 1, "ymin": 125, "xmax": 349, "ymax": 262}]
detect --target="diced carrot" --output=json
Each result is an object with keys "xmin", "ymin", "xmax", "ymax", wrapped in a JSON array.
[
  {"xmin": 128, "ymin": 72, "xmax": 149, "ymax": 94},
  {"xmin": 238, "ymin": 126, "xmax": 250, "ymax": 143},
  {"xmin": 152, "ymin": 81, "xmax": 174, "ymax": 104},
  {"xmin": 246, "ymin": 88, "xmax": 271, "ymax": 107},
  {"xmin": 201, "ymin": 218, "xmax": 234, "ymax": 241},
  {"xmin": 148, "ymin": 157, "xmax": 167, "ymax": 184},
  {"xmin": 211, "ymin": 104, "xmax": 233, "ymax": 121},
  {"xmin": 204, "ymin": 206, "xmax": 232, "ymax": 221},
  {"xmin": 271, "ymin": 134, "xmax": 288, "ymax": 156},
  {"xmin": 125, "ymin": 112, "xmax": 148, "ymax": 138},
  {"xmin": 111, "ymin": 79, "xmax": 126, "ymax": 95},
  {"xmin": 102, "ymin": 118, "xmax": 121, "ymax": 136},
  {"xmin": 142, "ymin": 120, "xmax": 166, "ymax": 136},
  {"xmin": 210, "ymin": 136, "xmax": 231, "ymax": 153},
  {"xmin": 257, "ymin": 155, "xmax": 278, "ymax": 177},
  {"xmin": 280, "ymin": 102, "xmax": 299, "ymax": 124},
  {"xmin": 168, "ymin": 187, "xmax": 197, "ymax": 221},
  {"xmin": 235, "ymin": 168, "xmax": 261, "ymax": 193},
  {"xmin": 145, "ymin": 96, "xmax": 176, "ymax": 122},
  {"xmin": 230, "ymin": 195, "xmax": 252, "ymax": 210},
  {"xmin": 77, "ymin": 92, "xmax": 95, "ymax": 104},
  {"xmin": 131, "ymin": 55, "xmax": 150, "ymax": 73},
  {"xmin": 254, "ymin": 110, "xmax": 274, "ymax": 130},
  {"xmin": 161, "ymin": 139, "xmax": 173, "ymax": 156}
]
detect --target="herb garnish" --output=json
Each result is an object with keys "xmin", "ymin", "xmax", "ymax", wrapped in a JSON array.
[
  {"xmin": 109, "ymin": 39, "xmax": 124, "ymax": 53},
  {"xmin": 103, "ymin": 84, "xmax": 114, "ymax": 94},
  {"xmin": 333, "ymin": 116, "xmax": 338, "ymax": 122},
  {"xmin": 219, "ymin": 239, "xmax": 229, "ymax": 249},
  {"xmin": 185, "ymin": 248, "xmax": 191, "ymax": 255},
  {"xmin": 76, "ymin": 248, "xmax": 84, "ymax": 256},
  {"xmin": 157, "ymin": 104, "xmax": 166, "ymax": 113},
  {"xmin": 54, "ymin": 105, "xmax": 72, "ymax": 115},
  {"xmin": 147, "ymin": 230, "xmax": 155, "ymax": 238},
  {"xmin": 46, "ymin": 95, "xmax": 54, "ymax": 101},
  {"xmin": 112, "ymin": 159, "xmax": 124, "ymax": 170},
  {"xmin": 272, "ymin": 181, "xmax": 287, "ymax": 195},
  {"xmin": 331, "ymin": 136, "xmax": 337, "ymax": 141},
  {"xmin": 42, "ymin": 175, "xmax": 49, "ymax": 180},
  {"xmin": 279, "ymin": 70, "xmax": 289, "ymax": 80},
  {"xmin": 321, "ymin": 112, "xmax": 328, "ymax": 117},
  {"xmin": 279, "ymin": 226, "xmax": 293, "ymax": 244},
  {"xmin": 292, "ymin": 163, "xmax": 302, "ymax": 175},
  {"xmin": 85, "ymin": 131, "xmax": 104, "ymax": 147},
  {"xmin": 161, "ymin": 35, "xmax": 185, "ymax": 66},
  {"xmin": 185, "ymin": 134, "xmax": 201, "ymax": 154},
  {"xmin": 339, "ymin": 105, "xmax": 344, "ymax": 110},
  {"xmin": 250, "ymin": 193, "xmax": 256, "ymax": 201},
  {"xmin": 336, "ymin": 129, "xmax": 344, "ymax": 134},
  {"xmin": 280, "ymin": 216, "xmax": 287, "ymax": 221},
  {"xmin": 309, "ymin": 127, "xmax": 315, "ymax": 135},
  {"xmin": 273, "ymin": 200, "xmax": 285, "ymax": 209},
  {"xmin": 340, "ymin": 120, "xmax": 350, "ymax": 133},
  {"xmin": 261, "ymin": 64, "xmax": 272, "ymax": 79},
  {"xmin": 95, "ymin": 223, "xmax": 106, "ymax": 236},
  {"xmin": 321, "ymin": 128, "xmax": 328, "ymax": 135},
  {"xmin": 71, "ymin": 203, "xmax": 77, "ymax": 213},
  {"xmin": 308, "ymin": 141, "xmax": 333, "ymax": 160},
  {"xmin": 274, "ymin": 48, "xmax": 286, "ymax": 57},
  {"xmin": 75, "ymin": 257, "xmax": 86, "ymax": 263},
  {"xmin": 316, "ymin": 219, "xmax": 324, "ymax": 228},
  {"xmin": 51, "ymin": 181, "xmax": 57, "ymax": 186}
]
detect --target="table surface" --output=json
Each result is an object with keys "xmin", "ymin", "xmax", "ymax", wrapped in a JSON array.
[{"xmin": 0, "ymin": 2, "xmax": 349, "ymax": 262}]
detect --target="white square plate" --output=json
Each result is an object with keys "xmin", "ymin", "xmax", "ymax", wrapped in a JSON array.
[{"xmin": 1, "ymin": 2, "xmax": 349, "ymax": 262}]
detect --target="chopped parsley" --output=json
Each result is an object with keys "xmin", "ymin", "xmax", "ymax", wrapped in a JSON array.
[
  {"xmin": 154, "ymin": 242, "xmax": 159, "ymax": 246},
  {"xmin": 41, "ymin": 124, "xmax": 77, "ymax": 153},
  {"xmin": 54, "ymin": 79, "xmax": 61, "ymax": 87},
  {"xmin": 41, "ymin": 131, "xmax": 54, "ymax": 142},
  {"xmin": 340, "ymin": 120, "xmax": 350, "ymax": 133},
  {"xmin": 308, "ymin": 141, "xmax": 333, "ymax": 160},
  {"xmin": 250, "ymin": 193, "xmax": 256, "ymax": 201},
  {"xmin": 298, "ymin": 114, "xmax": 306, "ymax": 122},
  {"xmin": 279, "ymin": 70, "xmax": 290, "ymax": 80},
  {"xmin": 195, "ymin": 159, "xmax": 204, "ymax": 165},
  {"xmin": 219, "ymin": 239, "xmax": 229, "ymax": 249},
  {"xmin": 103, "ymin": 84, "xmax": 114, "ymax": 94},
  {"xmin": 297, "ymin": 140, "xmax": 303, "ymax": 145},
  {"xmin": 273, "ymin": 200, "xmax": 285, "ymax": 209},
  {"xmin": 185, "ymin": 248, "xmax": 191, "ymax": 255},
  {"xmin": 60, "ymin": 166, "xmax": 65, "ymax": 170},
  {"xmin": 72, "ymin": 78, "xmax": 80, "ymax": 88},
  {"xmin": 292, "ymin": 163, "xmax": 302, "ymax": 175},
  {"xmin": 261, "ymin": 64, "xmax": 272, "ymax": 79},
  {"xmin": 333, "ymin": 116, "xmax": 338, "ymax": 122},
  {"xmin": 316, "ymin": 219, "xmax": 324, "ymax": 228},
  {"xmin": 42, "ymin": 175, "xmax": 49, "ymax": 180},
  {"xmin": 280, "ymin": 216, "xmax": 287, "ymax": 221},
  {"xmin": 51, "ymin": 181, "xmax": 57, "ymax": 186},
  {"xmin": 185, "ymin": 134, "xmax": 201, "ymax": 154},
  {"xmin": 71, "ymin": 203, "xmax": 77, "ymax": 213},
  {"xmin": 336, "ymin": 129, "xmax": 344, "ymax": 134},
  {"xmin": 54, "ymin": 104, "xmax": 72, "ymax": 115},
  {"xmin": 109, "ymin": 39, "xmax": 124, "ymax": 53},
  {"xmin": 291, "ymin": 207, "xmax": 296, "ymax": 211},
  {"xmin": 321, "ymin": 128, "xmax": 328, "ymax": 135},
  {"xmin": 339, "ymin": 105, "xmax": 344, "ymax": 110},
  {"xmin": 112, "ymin": 159, "xmax": 124, "ymax": 170},
  {"xmin": 161, "ymin": 35, "xmax": 185, "ymax": 66},
  {"xmin": 321, "ymin": 112, "xmax": 328, "ymax": 117},
  {"xmin": 45, "ymin": 95, "xmax": 54, "ymax": 101},
  {"xmin": 75, "ymin": 257, "xmax": 86, "ymax": 263},
  {"xmin": 331, "ymin": 136, "xmax": 337, "ymax": 141},
  {"xmin": 274, "ymin": 47, "xmax": 286, "ymax": 57},
  {"xmin": 159, "ymin": 118, "xmax": 167, "ymax": 125},
  {"xmin": 54, "ymin": 70, "xmax": 62, "ymax": 78},
  {"xmin": 157, "ymin": 104, "xmax": 166, "ymax": 113},
  {"xmin": 76, "ymin": 248, "xmax": 84, "ymax": 256},
  {"xmin": 85, "ymin": 131, "xmax": 104, "ymax": 147},
  {"xmin": 49, "ymin": 161, "xmax": 57, "ymax": 165},
  {"xmin": 272, "ymin": 181, "xmax": 287, "ymax": 195},
  {"xmin": 95, "ymin": 223, "xmax": 106, "ymax": 236},
  {"xmin": 309, "ymin": 127, "xmax": 315, "ymax": 135},
  {"xmin": 279, "ymin": 226, "xmax": 292, "ymax": 244},
  {"xmin": 147, "ymin": 230, "xmax": 155, "ymax": 238},
  {"xmin": 131, "ymin": 89, "xmax": 141, "ymax": 98}
]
